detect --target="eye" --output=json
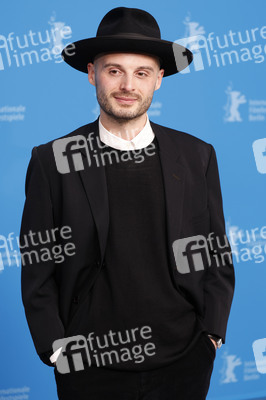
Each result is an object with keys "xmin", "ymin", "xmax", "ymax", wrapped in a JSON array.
[
  {"xmin": 136, "ymin": 71, "xmax": 148, "ymax": 77},
  {"xmin": 109, "ymin": 69, "xmax": 120, "ymax": 75}
]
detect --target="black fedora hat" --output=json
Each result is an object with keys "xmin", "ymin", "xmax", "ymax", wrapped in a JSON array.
[{"xmin": 61, "ymin": 7, "xmax": 193, "ymax": 77}]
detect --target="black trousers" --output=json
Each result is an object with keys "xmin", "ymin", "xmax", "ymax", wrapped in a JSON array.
[{"xmin": 54, "ymin": 331, "xmax": 216, "ymax": 400}]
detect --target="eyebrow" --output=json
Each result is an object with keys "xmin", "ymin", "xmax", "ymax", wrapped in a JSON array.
[{"xmin": 102, "ymin": 63, "xmax": 155, "ymax": 72}]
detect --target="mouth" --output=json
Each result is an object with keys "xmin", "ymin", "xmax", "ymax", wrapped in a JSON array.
[{"xmin": 114, "ymin": 96, "xmax": 138, "ymax": 104}]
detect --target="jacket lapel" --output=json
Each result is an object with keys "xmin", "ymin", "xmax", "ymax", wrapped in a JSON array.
[
  {"xmin": 78, "ymin": 119, "xmax": 109, "ymax": 263},
  {"xmin": 150, "ymin": 122, "xmax": 186, "ymax": 263}
]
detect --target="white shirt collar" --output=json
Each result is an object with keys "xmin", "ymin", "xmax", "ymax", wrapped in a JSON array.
[{"xmin": 98, "ymin": 115, "xmax": 155, "ymax": 150}]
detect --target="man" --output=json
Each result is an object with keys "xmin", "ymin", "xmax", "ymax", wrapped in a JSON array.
[{"xmin": 20, "ymin": 7, "xmax": 235, "ymax": 400}]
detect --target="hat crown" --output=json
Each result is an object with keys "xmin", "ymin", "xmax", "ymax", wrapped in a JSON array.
[
  {"xmin": 96, "ymin": 7, "xmax": 161, "ymax": 39},
  {"xmin": 61, "ymin": 7, "xmax": 193, "ymax": 76}
]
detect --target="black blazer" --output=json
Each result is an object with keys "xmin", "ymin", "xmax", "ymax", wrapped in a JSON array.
[{"xmin": 20, "ymin": 118, "xmax": 235, "ymax": 362}]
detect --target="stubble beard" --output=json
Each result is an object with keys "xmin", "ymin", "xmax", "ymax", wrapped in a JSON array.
[{"xmin": 96, "ymin": 87, "xmax": 154, "ymax": 123}]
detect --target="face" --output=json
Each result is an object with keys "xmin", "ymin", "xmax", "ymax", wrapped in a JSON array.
[{"xmin": 87, "ymin": 52, "xmax": 164, "ymax": 122}]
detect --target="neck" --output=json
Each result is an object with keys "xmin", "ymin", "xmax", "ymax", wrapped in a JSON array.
[{"xmin": 99, "ymin": 112, "xmax": 147, "ymax": 141}]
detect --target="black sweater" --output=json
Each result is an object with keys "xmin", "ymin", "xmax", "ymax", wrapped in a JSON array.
[{"xmin": 85, "ymin": 137, "xmax": 201, "ymax": 371}]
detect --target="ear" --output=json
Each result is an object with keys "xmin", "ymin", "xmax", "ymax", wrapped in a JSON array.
[
  {"xmin": 154, "ymin": 69, "xmax": 164, "ymax": 91},
  {"xmin": 87, "ymin": 63, "xmax": 95, "ymax": 86}
]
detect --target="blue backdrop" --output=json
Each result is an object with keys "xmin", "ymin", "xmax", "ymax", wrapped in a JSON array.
[{"xmin": 1, "ymin": 1, "xmax": 266, "ymax": 399}]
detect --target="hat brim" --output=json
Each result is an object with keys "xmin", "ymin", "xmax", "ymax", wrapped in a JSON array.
[{"xmin": 61, "ymin": 35, "xmax": 193, "ymax": 77}]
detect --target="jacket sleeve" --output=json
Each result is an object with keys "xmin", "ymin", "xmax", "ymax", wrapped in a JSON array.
[
  {"xmin": 202, "ymin": 144, "xmax": 235, "ymax": 342},
  {"xmin": 20, "ymin": 146, "xmax": 65, "ymax": 363}
]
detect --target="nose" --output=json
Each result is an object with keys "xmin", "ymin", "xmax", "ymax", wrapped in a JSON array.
[{"xmin": 119, "ymin": 73, "xmax": 135, "ymax": 92}]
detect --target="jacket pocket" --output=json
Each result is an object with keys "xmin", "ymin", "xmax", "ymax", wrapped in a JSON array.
[
  {"xmin": 201, "ymin": 332, "xmax": 216, "ymax": 360},
  {"xmin": 65, "ymin": 259, "xmax": 102, "ymax": 335}
]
